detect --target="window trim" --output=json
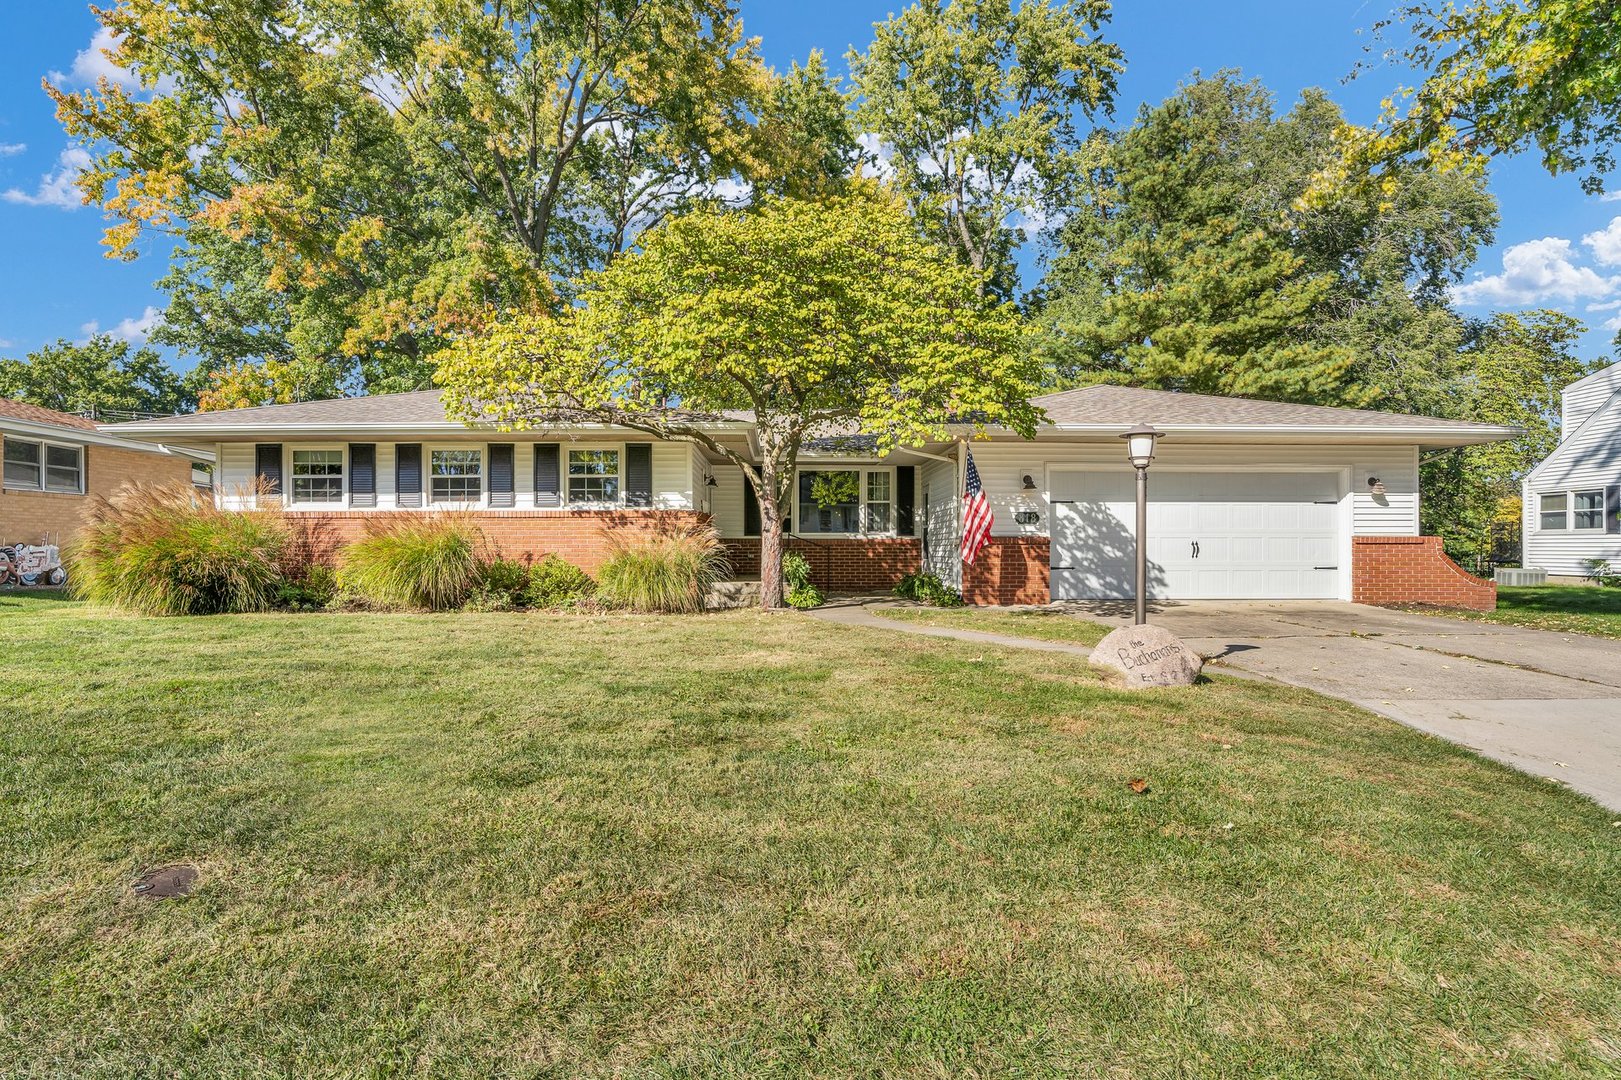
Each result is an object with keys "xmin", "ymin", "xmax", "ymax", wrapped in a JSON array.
[
  {"xmin": 1538, "ymin": 492, "xmax": 1569, "ymax": 531},
  {"xmin": 1539, "ymin": 488, "xmax": 1613, "ymax": 532},
  {"xmin": 428, "ymin": 444, "xmax": 486, "ymax": 507},
  {"xmin": 564, "ymin": 443, "xmax": 625, "ymax": 508},
  {"xmin": 287, "ymin": 444, "xmax": 347, "ymax": 507},
  {"xmin": 794, "ymin": 465, "xmax": 899, "ymax": 538},
  {"xmin": 3, "ymin": 436, "xmax": 84, "ymax": 495}
]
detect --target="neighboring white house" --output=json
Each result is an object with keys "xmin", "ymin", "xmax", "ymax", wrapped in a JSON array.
[{"xmin": 1522, "ymin": 360, "xmax": 1621, "ymax": 576}]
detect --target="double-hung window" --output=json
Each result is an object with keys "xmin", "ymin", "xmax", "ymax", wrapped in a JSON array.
[
  {"xmin": 568, "ymin": 448, "xmax": 620, "ymax": 504},
  {"xmin": 3, "ymin": 439, "xmax": 82, "ymax": 493},
  {"xmin": 797, "ymin": 468, "xmax": 897, "ymax": 536},
  {"xmin": 1574, "ymin": 490, "xmax": 1605, "ymax": 530},
  {"xmin": 1539, "ymin": 493, "xmax": 1568, "ymax": 530},
  {"xmin": 290, "ymin": 449, "xmax": 344, "ymax": 504},
  {"xmin": 431, "ymin": 449, "xmax": 483, "ymax": 503}
]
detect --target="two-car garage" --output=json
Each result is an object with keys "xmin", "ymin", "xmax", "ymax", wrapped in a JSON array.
[{"xmin": 1049, "ymin": 469, "xmax": 1346, "ymax": 600}]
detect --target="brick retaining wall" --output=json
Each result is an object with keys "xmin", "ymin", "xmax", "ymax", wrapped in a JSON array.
[{"xmin": 1352, "ymin": 535, "xmax": 1497, "ymax": 611}]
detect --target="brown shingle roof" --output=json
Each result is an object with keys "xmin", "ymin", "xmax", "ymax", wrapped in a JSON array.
[
  {"xmin": 1031, "ymin": 383, "xmax": 1507, "ymax": 431},
  {"xmin": 0, "ymin": 398, "xmax": 101, "ymax": 431}
]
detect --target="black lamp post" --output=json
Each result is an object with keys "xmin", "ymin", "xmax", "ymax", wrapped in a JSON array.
[{"xmin": 1119, "ymin": 424, "xmax": 1164, "ymax": 626}]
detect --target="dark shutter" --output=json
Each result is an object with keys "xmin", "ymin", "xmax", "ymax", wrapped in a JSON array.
[
  {"xmin": 895, "ymin": 466, "xmax": 916, "ymax": 536},
  {"xmin": 534, "ymin": 443, "xmax": 560, "ymax": 507},
  {"xmin": 743, "ymin": 477, "xmax": 760, "ymax": 536},
  {"xmin": 254, "ymin": 444, "xmax": 282, "ymax": 499},
  {"xmin": 1607, "ymin": 485, "xmax": 1620, "ymax": 534},
  {"xmin": 624, "ymin": 443, "xmax": 653, "ymax": 508},
  {"xmin": 349, "ymin": 444, "xmax": 376, "ymax": 508},
  {"xmin": 395, "ymin": 444, "xmax": 422, "ymax": 507},
  {"xmin": 488, "ymin": 444, "xmax": 515, "ymax": 508}
]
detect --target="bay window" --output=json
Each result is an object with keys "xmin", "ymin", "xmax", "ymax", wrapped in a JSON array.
[{"xmin": 431, "ymin": 448, "xmax": 483, "ymax": 503}]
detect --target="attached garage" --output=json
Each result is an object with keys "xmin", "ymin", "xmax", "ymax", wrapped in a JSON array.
[{"xmin": 1049, "ymin": 469, "xmax": 1346, "ymax": 600}]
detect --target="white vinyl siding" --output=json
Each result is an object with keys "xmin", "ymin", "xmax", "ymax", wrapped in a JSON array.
[
  {"xmin": 921, "ymin": 458, "xmax": 960, "ymax": 588},
  {"xmin": 1560, "ymin": 361, "xmax": 1621, "ymax": 434},
  {"xmin": 1524, "ymin": 374, "xmax": 1621, "ymax": 574}
]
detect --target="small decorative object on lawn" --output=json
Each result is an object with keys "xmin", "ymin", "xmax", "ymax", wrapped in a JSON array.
[
  {"xmin": 131, "ymin": 864, "xmax": 198, "ymax": 900},
  {"xmin": 1091, "ymin": 624, "xmax": 1203, "ymax": 688},
  {"xmin": 1128, "ymin": 777, "xmax": 1150, "ymax": 794}
]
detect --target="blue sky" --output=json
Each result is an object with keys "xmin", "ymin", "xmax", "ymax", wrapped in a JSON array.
[{"xmin": 3, "ymin": 1, "xmax": 1620, "ymax": 369}]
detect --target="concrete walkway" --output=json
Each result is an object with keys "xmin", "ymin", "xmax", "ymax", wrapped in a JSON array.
[{"xmin": 815, "ymin": 597, "xmax": 1621, "ymax": 811}]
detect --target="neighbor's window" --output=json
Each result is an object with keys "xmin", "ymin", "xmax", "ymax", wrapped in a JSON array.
[
  {"xmin": 1574, "ymin": 490, "xmax": 1605, "ymax": 530},
  {"xmin": 430, "ymin": 448, "xmax": 483, "ymax": 503},
  {"xmin": 290, "ymin": 449, "xmax": 344, "ymax": 503},
  {"xmin": 1539, "ymin": 493, "xmax": 1568, "ymax": 530},
  {"xmin": 3, "ymin": 439, "xmax": 82, "ymax": 493},
  {"xmin": 567, "ymin": 448, "xmax": 620, "ymax": 503}
]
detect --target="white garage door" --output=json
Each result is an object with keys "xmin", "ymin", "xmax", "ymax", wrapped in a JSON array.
[{"xmin": 1050, "ymin": 470, "xmax": 1342, "ymax": 600}]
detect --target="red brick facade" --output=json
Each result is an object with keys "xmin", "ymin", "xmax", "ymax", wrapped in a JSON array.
[
  {"xmin": 1351, "ymin": 535, "xmax": 1497, "ymax": 611},
  {"xmin": 723, "ymin": 537, "xmax": 922, "ymax": 591},
  {"xmin": 0, "ymin": 438, "xmax": 193, "ymax": 547},
  {"xmin": 283, "ymin": 509, "xmax": 708, "ymax": 572},
  {"xmin": 962, "ymin": 537, "xmax": 1051, "ymax": 606}
]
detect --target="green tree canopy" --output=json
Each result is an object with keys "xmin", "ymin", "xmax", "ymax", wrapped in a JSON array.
[
  {"xmin": 0, "ymin": 336, "xmax": 191, "ymax": 419},
  {"xmin": 1346, "ymin": 0, "xmax": 1621, "ymax": 195},
  {"xmin": 1036, "ymin": 73, "xmax": 1498, "ymax": 405},
  {"xmin": 436, "ymin": 192, "xmax": 1039, "ymax": 607},
  {"xmin": 848, "ymin": 0, "xmax": 1123, "ymax": 299},
  {"xmin": 50, "ymin": 0, "xmax": 849, "ymax": 404}
]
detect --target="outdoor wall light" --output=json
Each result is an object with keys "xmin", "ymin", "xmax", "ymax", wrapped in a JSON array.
[
  {"xmin": 705, "ymin": 474, "xmax": 717, "ymax": 488},
  {"xmin": 1121, "ymin": 423, "xmax": 1162, "ymax": 470},
  {"xmin": 1021, "ymin": 473, "xmax": 1037, "ymax": 492},
  {"xmin": 1368, "ymin": 476, "xmax": 1386, "ymax": 495}
]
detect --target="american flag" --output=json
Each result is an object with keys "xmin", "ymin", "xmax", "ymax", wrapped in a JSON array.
[{"xmin": 960, "ymin": 449, "xmax": 993, "ymax": 565}]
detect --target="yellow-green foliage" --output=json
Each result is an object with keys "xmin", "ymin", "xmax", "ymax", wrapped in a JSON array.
[
  {"xmin": 524, "ymin": 555, "xmax": 595, "ymax": 609},
  {"xmin": 67, "ymin": 482, "xmax": 291, "ymax": 616},
  {"xmin": 595, "ymin": 526, "xmax": 730, "ymax": 614},
  {"xmin": 338, "ymin": 515, "xmax": 483, "ymax": 611}
]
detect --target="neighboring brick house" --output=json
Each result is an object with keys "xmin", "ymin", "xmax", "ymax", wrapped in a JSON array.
[
  {"xmin": 102, "ymin": 385, "xmax": 1516, "ymax": 609},
  {"xmin": 1, "ymin": 400, "xmax": 205, "ymax": 583}
]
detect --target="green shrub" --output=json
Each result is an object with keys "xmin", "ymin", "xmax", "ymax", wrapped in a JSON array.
[
  {"xmin": 68, "ymin": 482, "xmax": 291, "ymax": 616},
  {"xmin": 1584, "ymin": 558, "xmax": 1621, "ymax": 588},
  {"xmin": 893, "ymin": 571, "xmax": 964, "ymax": 607},
  {"xmin": 466, "ymin": 557, "xmax": 531, "ymax": 611},
  {"xmin": 276, "ymin": 564, "xmax": 338, "ymax": 611},
  {"xmin": 782, "ymin": 550, "xmax": 824, "ymax": 609},
  {"xmin": 338, "ymin": 515, "xmax": 483, "ymax": 611},
  {"xmin": 525, "ymin": 555, "xmax": 596, "ymax": 609},
  {"xmin": 595, "ymin": 524, "xmax": 730, "ymax": 614}
]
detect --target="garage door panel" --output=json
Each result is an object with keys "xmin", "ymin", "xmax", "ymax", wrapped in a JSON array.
[{"xmin": 1051, "ymin": 470, "xmax": 1342, "ymax": 600}]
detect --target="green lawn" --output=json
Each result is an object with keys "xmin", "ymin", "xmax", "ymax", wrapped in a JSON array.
[
  {"xmin": 872, "ymin": 603, "xmax": 1112, "ymax": 646},
  {"xmin": 4, "ymin": 592, "xmax": 1621, "ymax": 1077},
  {"xmin": 1404, "ymin": 584, "xmax": 1621, "ymax": 639}
]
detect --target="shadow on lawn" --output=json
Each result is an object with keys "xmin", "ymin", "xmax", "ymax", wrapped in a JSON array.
[{"xmin": 1499, "ymin": 585, "xmax": 1621, "ymax": 615}]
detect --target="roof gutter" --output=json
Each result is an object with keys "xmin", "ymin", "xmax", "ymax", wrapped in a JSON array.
[{"xmin": 3, "ymin": 416, "xmax": 212, "ymax": 457}]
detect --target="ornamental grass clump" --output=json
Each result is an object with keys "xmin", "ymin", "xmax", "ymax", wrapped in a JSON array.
[
  {"xmin": 68, "ymin": 481, "xmax": 291, "ymax": 616},
  {"xmin": 595, "ymin": 524, "xmax": 730, "ymax": 614},
  {"xmin": 337, "ymin": 515, "xmax": 483, "ymax": 611}
]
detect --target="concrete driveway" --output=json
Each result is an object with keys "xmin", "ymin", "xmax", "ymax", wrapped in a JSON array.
[{"xmin": 1080, "ymin": 601, "xmax": 1621, "ymax": 811}]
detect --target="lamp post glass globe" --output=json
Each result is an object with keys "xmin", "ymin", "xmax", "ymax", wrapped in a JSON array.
[{"xmin": 1121, "ymin": 424, "xmax": 1162, "ymax": 469}]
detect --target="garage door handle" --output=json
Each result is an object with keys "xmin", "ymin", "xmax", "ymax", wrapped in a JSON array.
[
  {"xmin": 1314, "ymin": 566, "xmax": 1338, "ymax": 570},
  {"xmin": 1191, "ymin": 540, "xmax": 1200, "ymax": 558}
]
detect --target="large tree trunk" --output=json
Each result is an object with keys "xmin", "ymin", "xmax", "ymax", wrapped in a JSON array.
[{"xmin": 757, "ymin": 460, "xmax": 785, "ymax": 609}]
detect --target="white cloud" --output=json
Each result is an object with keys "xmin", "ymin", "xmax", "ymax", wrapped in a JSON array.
[
  {"xmin": 80, "ymin": 306, "xmax": 162, "ymax": 344},
  {"xmin": 1586, "ymin": 299, "xmax": 1621, "ymax": 312},
  {"xmin": 1, "ymin": 147, "xmax": 91, "ymax": 209},
  {"xmin": 0, "ymin": 338, "xmax": 15, "ymax": 350},
  {"xmin": 49, "ymin": 26, "xmax": 141, "ymax": 91},
  {"xmin": 1600, "ymin": 191, "xmax": 1621, "ymax": 202},
  {"xmin": 0, "ymin": 143, "xmax": 24, "ymax": 157},
  {"xmin": 1582, "ymin": 216, "xmax": 1621, "ymax": 266},
  {"xmin": 1451, "ymin": 236, "xmax": 1617, "ymax": 306},
  {"xmin": 856, "ymin": 132, "xmax": 895, "ymax": 182}
]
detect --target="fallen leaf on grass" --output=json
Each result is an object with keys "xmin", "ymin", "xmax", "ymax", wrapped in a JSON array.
[{"xmin": 1128, "ymin": 777, "xmax": 1150, "ymax": 795}]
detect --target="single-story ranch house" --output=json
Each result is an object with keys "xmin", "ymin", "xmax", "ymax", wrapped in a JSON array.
[
  {"xmin": 103, "ymin": 384, "xmax": 1516, "ymax": 608},
  {"xmin": 1521, "ymin": 359, "xmax": 1621, "ymax": 577}
]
